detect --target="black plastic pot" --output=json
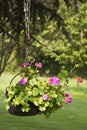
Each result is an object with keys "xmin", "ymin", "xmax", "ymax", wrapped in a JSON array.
[{"xmin": 8, "ymin": 102, "xmax": 39, "ymax": 116}]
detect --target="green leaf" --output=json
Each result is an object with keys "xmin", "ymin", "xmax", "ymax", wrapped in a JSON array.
[
  {"xmin": 6, "ymin": 104, "xmax": 10, "ymax": 110},
  {"xmin": 29, "ymin": 69, "xmax": 35, "ymax": 74},
  {"xmin": 32, "ymin": 88, "xmax": 39, "ymax": 96},
  {"xmin": 34, "ymin": 99, "xmax": 39, "ymax": 106},
  {"xmin": 38, "ymin": 97, "xmax": 43, "ymax": 104},
  {"xmin": 22, "ymin": 107, "xmax": 30, "ymax": 112},
  {"xmin": 39, "ymin": 106, "xmax": 46, "ymax": 111},
  {"xmin": 44, "ymin": 102, "xmax": 49, "ymax": 107}
]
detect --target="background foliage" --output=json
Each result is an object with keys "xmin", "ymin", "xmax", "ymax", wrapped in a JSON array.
[{"xmin": 0, "ymin": 0, "xmax": 87, "ymax": 76}]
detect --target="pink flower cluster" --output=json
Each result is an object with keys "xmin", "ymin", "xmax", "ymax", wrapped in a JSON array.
[
  {"xmin": 42, "ymin": 94, "xmax": 49, "ymax": 101},
  {"xmin": 35, "ymin": 62, "xmax": 42, "ymax": 68},
  {"xmin": 20, "ymin": 62, "xmax": 30, "ymax": 68},
  {"xmin": 20, "ymin": 78, "xmax": 27, "ymax": 85},
  {"xmin": 50, "ymin": 76, "xmax": 60, "ymax": 86},
  {"xmin": 65, "ymin": 93, "xmax": 72, "ymax": 104},
  {"xmin": 77, "ymin": 77, "xmax": 83, "ymax": 83},
  {"xmin": 19, "ymin": 61, "xmax": 72, "ymax": 106}
]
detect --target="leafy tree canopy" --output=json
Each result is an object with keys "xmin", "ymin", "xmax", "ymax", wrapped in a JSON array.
[{"xmin": 0, "ymin": 0, "xmax": 86, "ymax": 75}]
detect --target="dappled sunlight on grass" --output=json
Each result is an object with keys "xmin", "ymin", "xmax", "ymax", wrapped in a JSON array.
[
  {"xmin": 0, "ymin": 72, "xmax": 14, "ymax": 90},
  {"xmin": 69, "ymin": 78, "xmax": 87, "ymax": 88},
  {"xmin": 0, "ymin": 72, "xmax": 21, "ymax": 91}
]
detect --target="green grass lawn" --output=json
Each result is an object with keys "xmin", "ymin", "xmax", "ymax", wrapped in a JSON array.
[{"xmin": 0, "ymin": 73, "xmax": 87, "ymax": 130}]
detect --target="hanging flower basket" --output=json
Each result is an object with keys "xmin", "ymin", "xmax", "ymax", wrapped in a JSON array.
[{"xmin": 5, "ymin": 62, "xmax": 72, "ymax": 117}]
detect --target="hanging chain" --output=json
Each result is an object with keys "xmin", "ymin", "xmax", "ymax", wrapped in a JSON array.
[
  {"xmin": 24, "ymin": 0, "xmax": 31, "ymax": 40},
  {"xmin": 24, "ymin": 0, "xmax": 31, "ymax": 62}
]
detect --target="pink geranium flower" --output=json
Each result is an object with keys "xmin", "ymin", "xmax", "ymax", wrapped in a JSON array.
[
  {"xmin": 65, "ymin": 93, "xmax": 72, "ymax": 104},
  {"xmin": 20, "ymin": 63, "xmax": 25, "ymax": 67},
  {"xmin": 42, "ymin": 94, "xmax": 49, "ymax": 101},
  {"xmin": 77, "ymin": 77, "xmax": 83, "ymax": 83},
  {"xmin": 50, "ymin": 76, "xmax": 60, "ymax": 86},
  {"xmin": 20, "ymin": 62, "xmax": 30, "ymax": 68},
  {"xmin": 66, "ymin": 98, "xmax": 72, "ymax": 104},
  {"xmin": 20, "ymin": 78, "xmax": 27, "ymax": 85},
  {"xmin": 65, "ymin": 93, "xmax": 72, "ymax": 98},
  {"xmin": 35, "ymin": 62, "xmax": 42, "ymax": 68}
]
